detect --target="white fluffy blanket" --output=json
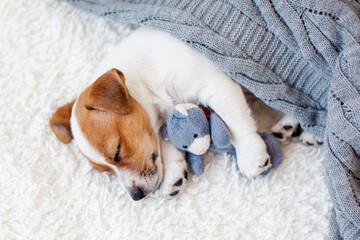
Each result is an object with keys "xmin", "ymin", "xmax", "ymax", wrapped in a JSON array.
[{"xmin": 0, "ymin": 0, "xmax": 331, "ymax": 239}]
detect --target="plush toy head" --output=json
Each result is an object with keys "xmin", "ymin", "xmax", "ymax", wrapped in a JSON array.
[
  {"xmin": 162, "ymin": 103, "xmax": 211, "ymax": 155},
  {"xmin": 162, "ymin": 103, "xmax": 284, "ymax": 177}
]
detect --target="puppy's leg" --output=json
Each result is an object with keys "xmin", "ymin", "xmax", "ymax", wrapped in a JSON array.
[
  {"xmin": 159, "ymin": 139, "xmax": 188, "ymax": 198},
  {"xmin": 192, "ymin": 73, "xmax": 271, "ymax": 178}
]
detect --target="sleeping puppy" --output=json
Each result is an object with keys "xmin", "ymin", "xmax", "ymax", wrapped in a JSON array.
[{"xmin": 49, "ymin": 28, "xmax": 273, "ymax": 200}]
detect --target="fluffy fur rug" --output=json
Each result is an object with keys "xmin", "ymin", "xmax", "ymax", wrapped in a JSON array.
[{"xmin": 0, "ymin": 0, "xmax": 331, "ymax": 239}]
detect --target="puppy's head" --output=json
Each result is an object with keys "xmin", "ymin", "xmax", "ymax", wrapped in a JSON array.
[{"xmin": 50, "ymin": 69, "xmax": 163, "ymax": 201}]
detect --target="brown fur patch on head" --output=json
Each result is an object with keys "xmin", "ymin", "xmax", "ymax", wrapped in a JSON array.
[
  {"xmin": 88, "ymin": 159, "xmax": 115, "ymax": 175},
  {"xmin": 49, "ymin": 100, "xmax": 75, "ymax": 144},
  {"xmin": 86, "ymin": 69, "xmax": 132, "ymax": 114},
  {"xmin": 74, "ymin": 69, "xmax": 159, "ymax": 176}
]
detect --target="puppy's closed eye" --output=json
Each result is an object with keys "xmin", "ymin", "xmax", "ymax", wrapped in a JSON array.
[
  {"xmin": 114, "ymin": 144, "xmax": 122, "ymax": 162},
  {"xmin": 151, "ymin": 153, "xmax": 158, "ymax": 163}
]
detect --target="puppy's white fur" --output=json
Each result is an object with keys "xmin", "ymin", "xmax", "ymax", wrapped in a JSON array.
[
  {"xmin": 71, "ymin": 28, "xmax": 271, "ymax": 196},
  {"xmin": 174, "ymin": 103, "xmax": 198, "ymax": 116}
]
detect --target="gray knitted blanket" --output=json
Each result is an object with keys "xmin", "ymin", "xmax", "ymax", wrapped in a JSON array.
[{"xmin": 67, "ymin": 0, "xmax": 360, "ymax": 238}]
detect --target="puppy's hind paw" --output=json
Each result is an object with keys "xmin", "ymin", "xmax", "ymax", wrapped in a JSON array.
[
  {"xmin": 271, "ymin": 115, "xmax": 302, "ymax": 142},
  {"xmin": 299, "ymin": 132, "xmax": 323, "ymax": 146}
]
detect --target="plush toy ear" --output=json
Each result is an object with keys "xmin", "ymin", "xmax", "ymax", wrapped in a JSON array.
[
  {"xmin": 173, "ymin": 103, "xmax": 198, "ymax": 118},
  {"xmin": 162, "ymin": 126, "xmax": 169, "ymax": 140},
  {"xmin": 85, "ymin": 68, "xmax": 133, "ymax": 115}
]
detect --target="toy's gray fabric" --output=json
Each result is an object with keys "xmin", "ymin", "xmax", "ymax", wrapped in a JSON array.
[
  {"xmin": 163, "ymin": 106, "xmax": 211, "ymax": 153},
  {"xmin": 259, "ymin": 132, "xmax": 283, "ymax": 176},
  {"xmin": 162, "ymin": 105, "xmax": 210, "ymax": 175},
  {"xmin": 208, "ymin": 111, "xmax": 233, "ymax": 151},
  {"xmin": 162, "ymin": 105, "xmax": 234, "ymax": 175},
  {"xmin": 66, "ymin": 0, "xmax": 360, "ymax": 238}
]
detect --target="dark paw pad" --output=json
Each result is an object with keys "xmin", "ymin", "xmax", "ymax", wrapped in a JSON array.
[
  {"xmin": 291, "ymin": 124, "xmax": 303, "ymax": 137},
  {"xmin": 184, "ymin": 170, "xmax": 188, "ymax": 181},
  {"xmin": 169, "ymin": 190, "xmax": 179, "ymax": 197},
  {"xmin": 283, "ymin": 125, "xmax": 293, "ymax": 130},
  {"xmin": 272, "ymin": 132, "xmax": 283, "ymax": 139},
  {"xmin": 174, "ymin": 178, "xmax": 183, "ymax": 187},
  {"xmin": 259, "ymin": 158, "xmax": 270, "ymax": 168}
]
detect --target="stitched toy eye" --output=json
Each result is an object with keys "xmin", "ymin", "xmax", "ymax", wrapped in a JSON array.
[
  {"xmin": 193, "ymin": 134, "xmax": 198, "ymax": 138},
  {"xmin": 183, "ymin": 145, "xmax": 188, "ymax": 149}
]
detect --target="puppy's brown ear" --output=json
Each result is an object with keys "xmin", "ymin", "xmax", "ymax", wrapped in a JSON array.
[
  {"xmin": 49, "ymin": 101, "xmax": 75, "ymax": 144},
  {"xmin": 86, "ymin": 68, "xmax": 133, "ymax": 115}
]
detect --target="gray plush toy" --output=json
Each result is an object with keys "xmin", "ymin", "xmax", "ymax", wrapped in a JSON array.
[{"xmin": 162, "ymin": 103, "xmax": 283, "ymax": 176}]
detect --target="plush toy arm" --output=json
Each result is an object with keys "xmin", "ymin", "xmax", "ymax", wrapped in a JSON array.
[
  {"xmin": 209, "ymin": 112, "xmax": 232, "ymax": 148},
  {"xmin": 187, "ymin": 152, "xmax": 205, "ymax": 175}
]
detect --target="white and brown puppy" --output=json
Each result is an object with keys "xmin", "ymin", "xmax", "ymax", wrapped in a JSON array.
[{"xmin": 50, "ymin": 28, "xmax": 271, "ymax": 200}]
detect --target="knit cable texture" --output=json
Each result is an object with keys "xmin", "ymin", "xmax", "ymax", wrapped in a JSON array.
[{"xmin": 67, "ymin": 0, "xmax": 360, "ymax": 238}]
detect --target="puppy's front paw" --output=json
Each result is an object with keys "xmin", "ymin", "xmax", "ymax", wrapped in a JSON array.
[
  {"xmin": 299, "ymin": 132, "xmax": 323, "ymax": 146},
  {"xmin": 160, "ymin": 166, "xmax": 188, "ymax": 198},
  {"xmin": 235, "ymin": 133, "xmax": 271, "ymax": 179},
  {"xmin": 160, "ymin": 139, "xmax": 188, "ymax": 198}
]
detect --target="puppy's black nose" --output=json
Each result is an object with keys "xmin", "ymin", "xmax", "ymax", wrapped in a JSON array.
[{"xmin": 131, "ymin": 188, "xmax": 146, "ymax": 201}]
